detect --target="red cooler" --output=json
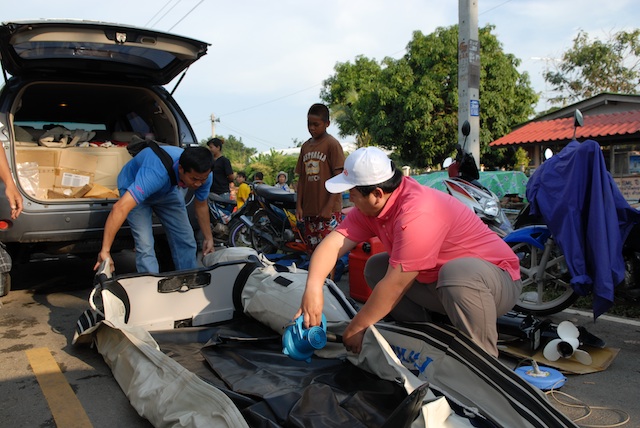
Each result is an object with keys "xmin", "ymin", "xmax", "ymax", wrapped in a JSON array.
[{"xmin": 348, "ymin": 237, "xmax": 385, "ymax": 302}]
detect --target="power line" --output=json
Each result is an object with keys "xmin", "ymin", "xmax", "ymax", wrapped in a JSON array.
[
  {"xmin": 144, "ymin": 0, "xmax": 174, "ymax": 27},
  {"xmin": 192, "ymin": 115, "xmax": 287, "ymax": 150},
  {"xmin": 219, "ymin": 83, "xmax": 322, "ymax": 117},
  {"xmin": 479, "ymin": 0, "xmax": 514, "ymax": 16},
  {"xmin": 194, "ymin": 2, "xmax": 519, "ymax": 149},
  {"xmin": 218, "ymin": 2, "xmax": 512, "ymax": 120},
  {"xmin": 169, "ymin": 0, "xmax": 204, "ymax": 31},
  {"xmin": 218, "ymin": 122, "xmax": 288, "ymax": 151},
  {"xmin": 150, "ymin": 0, "xmax": 184, "ymax": 28}
]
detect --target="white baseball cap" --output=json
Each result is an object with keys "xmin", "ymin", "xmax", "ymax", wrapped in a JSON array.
[{"xmin": 325, "ymin": 147, "xmax": 395, "ymax": 193}]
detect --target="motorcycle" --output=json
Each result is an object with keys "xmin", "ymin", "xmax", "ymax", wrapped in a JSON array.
[
  {"xmin": 442, "ymin": 120, "xmax": 514, "ymax": 237},
  {"xmin": 207, "ymin": 193, "xmax": 236, "ymax": 241},
  {"xmin": 185, "ymin": 187, "xmax": 257, "ymax": 248},
  {"xmin": 231, "ymin": 184, "xmax": 306, "ymax": 255},
  {"xmin": 447, "ymin": 114, "xmax": 640, "ymax": 317},
  {"xmin": 226, "ymin": 184, "xmax": 261, "ymax": 249},
  {"xmin": 504, "ymin": 125, "xmax": 640, "ymax": 316},
  {"xmin": 442, "ymin": 120, "xmax": 577, "ymax": 315}
]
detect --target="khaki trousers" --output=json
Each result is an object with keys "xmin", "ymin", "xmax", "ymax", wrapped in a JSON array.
[{"xmin": 364, "ymin": 253, "xmax": 522, "ymax": 357}]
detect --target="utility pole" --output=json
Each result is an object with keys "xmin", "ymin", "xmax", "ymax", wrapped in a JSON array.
[
  {"xmin": 458, "ymin": 0, "xmax": 480, "ymax": 167},
  {"xmin": 210, "ymin": 113, "xmax": 216, "ymax": 138}
]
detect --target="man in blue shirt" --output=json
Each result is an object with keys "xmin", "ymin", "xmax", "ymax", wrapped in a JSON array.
[{"xmin": 95, "ymin": 145, "xmax": 214, "ymax": 273}]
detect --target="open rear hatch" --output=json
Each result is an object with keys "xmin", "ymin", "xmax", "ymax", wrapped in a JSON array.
[{"xmin": 0, "ymin": 19, "xmax": 209, "ymax": 84}]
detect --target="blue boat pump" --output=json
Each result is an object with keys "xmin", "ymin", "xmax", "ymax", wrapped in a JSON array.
[{"xmin": 282, "ymin": 314, "xmax": 335, "ymax": 362}]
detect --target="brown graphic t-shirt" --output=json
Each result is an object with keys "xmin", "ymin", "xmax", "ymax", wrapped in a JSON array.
[{"xmin": 295, "ymin": 134, "xmax": 345, "ymax": 217}]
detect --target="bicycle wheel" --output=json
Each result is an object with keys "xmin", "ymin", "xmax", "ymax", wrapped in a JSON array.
[{"xmin": 510, "ymin": 238, "xmax": 578, "ymax": 315}]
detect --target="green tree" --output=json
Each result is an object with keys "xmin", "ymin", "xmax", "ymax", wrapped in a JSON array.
[
  {"xmin": 321, "ymin": 56, "xmax": 382, "ymax": 148},
  {"xmin": 544, "ymin": 29, "xmax": 640, "ymax": 106},
  {"xmin": 320, "ymin": 24, "xmax": 538, "ymax": 169},
  {"xmin": 198, "ymin": 135, "xmax": 300, "ymax": 184},
  {"xmin": 246, "ymin": 149, "xmax": 298, "ymax": 185},
  {"xmin": 513, "ymin": 147, "xmax": 530, "ymax": 171}
]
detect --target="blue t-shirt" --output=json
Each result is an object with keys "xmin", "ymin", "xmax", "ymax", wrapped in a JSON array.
[{"xmin": 118, "ymin": 146, "xmax": 212, "ymax": 204}]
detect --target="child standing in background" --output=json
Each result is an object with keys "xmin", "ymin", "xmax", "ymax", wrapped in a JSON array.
[
  {"xmin": 235, "ymin": 171, "xmax": 251, "ymax": 210},
  {"xmin": 295, "ymin": 103, "xmax": 345, "ymax": 256},
  {"xmin": 274, "ymin": 171, "xmax": 291, "ymax": 192}
]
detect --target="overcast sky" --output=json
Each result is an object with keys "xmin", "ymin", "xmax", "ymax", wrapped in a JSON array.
[{"xmin": 3, "ymin": 0, "xmax": 639, "ymax": 152}]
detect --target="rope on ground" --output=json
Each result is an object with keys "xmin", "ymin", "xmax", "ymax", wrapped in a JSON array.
[
  {"xmin": 545, "ymin": 388, "xmax": 630, "ymax": 427},
  {"xmin": 513, "ymin": 358, "xmax": 630, "ymax": 427}
]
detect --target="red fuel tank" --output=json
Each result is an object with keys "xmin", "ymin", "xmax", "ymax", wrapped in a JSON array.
[{"xmin": 348, "ymin": 236, "xmax": 385, "ymax": 302}]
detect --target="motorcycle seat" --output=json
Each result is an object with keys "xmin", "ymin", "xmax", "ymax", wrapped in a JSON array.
[
  {"xmin": 254, "ymin": 184, "xmax": 297, "ymax": 204},
  {"xmin": 208, "ymin": 193, "xmax": 237, "ymax": 206}
]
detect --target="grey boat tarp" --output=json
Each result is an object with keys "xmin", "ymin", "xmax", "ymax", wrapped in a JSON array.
[{"xmin": 73, "ymin": 248, "xmax": 577, "ymax": 428}]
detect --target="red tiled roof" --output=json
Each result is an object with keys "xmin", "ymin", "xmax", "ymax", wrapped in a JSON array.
[{"xmin": 490, "ymin": 110, "xmax": 640, "ymax": 146}]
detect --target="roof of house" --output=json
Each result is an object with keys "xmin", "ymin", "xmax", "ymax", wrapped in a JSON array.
[
  {"xmin": 538, "ymin": 93, "xmax": 640, "ymax": 121},
  {"xmin": 490, "ymin": 110, "xmax": 640, "ymax": 146}
]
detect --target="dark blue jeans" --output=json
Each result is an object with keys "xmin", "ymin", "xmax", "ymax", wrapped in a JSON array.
[{"xmin": 127, "ymin": 188, "xmax": 197, "ymax": 273}]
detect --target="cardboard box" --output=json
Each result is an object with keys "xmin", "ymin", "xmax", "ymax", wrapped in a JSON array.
[
  {"xmin": 54, "ymin": 168, "xmax": 95, "ymax": 188},
  {"xmin": 48, "ymin": 184, "xmax": 92, "ymax": 199},
  {"xmin": 54, "ymin": 150, "xmax": 98, "ymax": 188},
  {"xmin": 84, "ymin": 183, "xmax": 119, "ymax": 199},
  {"xmin": 38, "ymin": 166, "xmax": 56, "ymax": 190},
  {"xmin": 16, "ymin": 147, "xmax": 101, "ymax": 197},
  {"xmin": 58, "ymin": 150, "xmax": 98, "ymax": 172},
  {"xmin": 15, "ymin": 148, "xmax": 58, "ymax": 167}
]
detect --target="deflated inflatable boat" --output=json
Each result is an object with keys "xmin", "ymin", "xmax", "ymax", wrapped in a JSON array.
[{"xmin": 73, "ymin": 248, "xmax": 577, "ymax": 428}]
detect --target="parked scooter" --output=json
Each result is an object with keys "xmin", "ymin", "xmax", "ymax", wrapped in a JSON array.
[
  {"xmin": 185, "ymin": 189, "xmax": 250, "ymax": 247},
  {"xmin": 442, "ymin": 120, "xmax": 514, "ymax": 237},
  {"xmin": 227, "ymin": 184, "xmax": 261, "ymax": 248},
  {"xmin": 233, "ymin": 184, "xmax": 306, "ymax": 255},
  {"xmin": 207, "ymin": 193, "xmax": 236, "ymax": 240}
]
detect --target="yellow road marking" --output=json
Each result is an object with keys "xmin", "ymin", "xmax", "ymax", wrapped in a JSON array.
[{"xmin": 26, "ymin": 347, "xmax": 93, "ymax": 428}]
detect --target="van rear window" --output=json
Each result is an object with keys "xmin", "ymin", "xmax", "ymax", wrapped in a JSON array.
[
  {"xmin": 13, "ymin": 42, "xmax": 174, "ymax": 70},
  {"xmin": 15, "ymin": 121, "xmax": 106, "ymax": 131}
]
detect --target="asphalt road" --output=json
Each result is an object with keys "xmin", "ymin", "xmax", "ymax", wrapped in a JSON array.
[{"xmin": 1, "ymin": 251, "xmax": 639, "ymax": 427}]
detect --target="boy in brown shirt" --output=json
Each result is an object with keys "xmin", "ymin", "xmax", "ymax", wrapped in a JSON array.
[{"xmin": 295, "ymin": 103, "xmax": 345, "ymax": 255}]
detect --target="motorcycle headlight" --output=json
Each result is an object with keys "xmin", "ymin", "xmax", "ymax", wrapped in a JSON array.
[{"xmin": 483, "ymin": 199, "xmax": 499, "ymax": 218}]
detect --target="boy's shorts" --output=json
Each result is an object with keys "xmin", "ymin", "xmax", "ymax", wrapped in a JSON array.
[{"xmin": 303, "ymin": 212, "xmax": 342, "ymax": 254}]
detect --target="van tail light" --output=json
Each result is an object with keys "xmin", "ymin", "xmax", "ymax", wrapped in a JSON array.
[{"xmin": 0, "ymin": 220, "xmax": 12, "ymax": 230}]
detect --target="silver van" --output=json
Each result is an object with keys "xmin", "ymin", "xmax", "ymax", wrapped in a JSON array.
[{"xmin": 0, "ymin": 20, "xmax": 208, "ymax": 293}]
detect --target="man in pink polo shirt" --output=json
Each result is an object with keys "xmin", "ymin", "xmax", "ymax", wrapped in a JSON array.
[{"xmin": 294, "ymin": 147, "xmax": 522, "ymax": 357}]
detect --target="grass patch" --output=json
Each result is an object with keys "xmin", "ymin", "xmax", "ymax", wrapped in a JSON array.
[{"xmin": 572, "ymin": 295, "xmax": 640, "ymax": 319}]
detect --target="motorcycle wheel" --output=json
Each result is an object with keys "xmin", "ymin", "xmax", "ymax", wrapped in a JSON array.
[
  {"xmin": 250, "ymin": 209, "xmax": 279, "ymax": 254},
  {"xmin": 510, "ymin": 238, "xmax": 578, "ymax": 315},
  {"xmin": 227, "ymin": 219, "xmax": 252, "ymax": 248}
]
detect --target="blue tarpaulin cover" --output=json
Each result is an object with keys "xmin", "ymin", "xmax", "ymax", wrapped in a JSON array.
[{"xmin": 526, "ymin": 139, "xmax": 640, "ymax": 318}]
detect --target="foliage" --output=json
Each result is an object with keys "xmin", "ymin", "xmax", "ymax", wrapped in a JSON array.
[
  {"xmin": 199, "ymin": 135, "xmax": 300, "ymax": 186},
  {"xmin": 320, "ymin": 24, "xmax": 538, "ymax": 169},
  {"xmin": 246, "ymin": 149, "xmax": 299, "ymax": 186},
  {"xmin": 544, "ymin": 29, "xmax": 640, "ymax": 106},
  {"xmin": 574, "ymin": 295, "xmax": 640, "ymax": 319},
  {"xmin": 199, "ymin": 135, "xmax": 257, "ymax": 174},
  {"xmin": 513, "ymin": 147, "xmax": 530, "ymax": 170}
]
